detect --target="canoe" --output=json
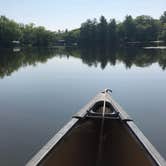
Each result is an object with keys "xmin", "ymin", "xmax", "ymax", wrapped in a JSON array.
[{"xmin": 26, "ymin": 89, "xmax": 165, "ymax": 166}]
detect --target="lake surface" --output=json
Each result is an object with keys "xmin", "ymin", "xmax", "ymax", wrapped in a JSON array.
[{"xmin": 0, "ymin": 46, "xmax": 166, "ymax": 165}]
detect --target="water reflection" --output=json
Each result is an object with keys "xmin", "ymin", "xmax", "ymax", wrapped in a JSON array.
[
  {"xmin": 0, "ymin": 46, "xmax": 166, "ymax": 165},
  {"xmin": 76, "ymin": 46, "xmax": 166, "ymax": 70},
  {"xmin": 0, "ymin": 48, "xmax": 56, "ymax": 78},
  {"xmin": 0, "ymin": 46, "xmax": 166, "ymax": 78}
]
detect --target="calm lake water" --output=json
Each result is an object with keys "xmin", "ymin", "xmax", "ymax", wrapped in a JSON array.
[{"xmin": 0, "ymin": 46, "xmax": 166, "ymax": 165}]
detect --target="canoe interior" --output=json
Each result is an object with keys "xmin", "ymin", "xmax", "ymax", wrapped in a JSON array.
[{"xmin": 38, "ymin": 104, "xmax": 157, "ymax": 166}]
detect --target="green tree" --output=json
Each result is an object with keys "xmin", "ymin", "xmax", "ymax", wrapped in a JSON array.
[
  {"xmin": 63, "ymin": 29, "xmax": 80, "ymax": 45},
  {"xmin": 159, "ymin": 24, "xmax": 166, "ymax": 41},
  {"xmin": 108, "ymin": 19, "xmax": 117, "ymax": 44},
  {"xmin": 160, "ymin": 11, "xmax": 166, "ymax": 24},
  {"xmin": 135, "ymin": 15, "xmax": 159, "ymax": 41},
  {"xmin": 96, "ymin": 16, "xmax": 108, "ymax": 44},
  {"xmin": 80, "ymin": 19, "xmax": 97, "ymax": 45},
  {"xmin": 159, "ymin": 11, "xmax": 166, "ymax": 41},
  {"xmin": 123, "ymin": 15, "xmax": 136, "ymax": 42},
  {"xmin": 0, "ymin": 16, "xmax": 22, "ymax": 46},
  {"xmin": 21, "ymin": 23, "xmax": 35, "ymax": 46}
]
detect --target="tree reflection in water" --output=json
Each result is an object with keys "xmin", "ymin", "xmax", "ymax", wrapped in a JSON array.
[{"xmin": 0, "ymin": 46, "xmax": 166, "ymax": 78}]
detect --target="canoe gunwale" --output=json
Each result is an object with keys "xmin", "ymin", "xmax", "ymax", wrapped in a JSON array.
[
  {"xmin": 107, "ymin": 92, "xmax": 166, "ymax": 166},
  {"xmin": 126, "ymin": 121, "xmax": 166, "ymax": 166},
  {"xmin": 106, "ymin": 92, "xmax": 165, "ymax": 166},
  {"xmin": 26, "ymin": 118, "xmax": 79, "ymax": 166}
]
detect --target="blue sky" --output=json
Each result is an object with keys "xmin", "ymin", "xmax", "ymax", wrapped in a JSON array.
[{"xmin": 0, "ymin": 0, "xmax": 166, "ymax": 31}]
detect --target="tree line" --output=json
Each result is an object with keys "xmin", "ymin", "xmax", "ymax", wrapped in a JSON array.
[
  {"xmin": 79, "ymin": 12, "xmax": 166, "ymax": 46},
  {"xmin": 0, "ymin": 11, "xmax": 166, "ymax": 47},
  {"xmin": 0, "ymin": 16, "xmax": 56, "ymax": 47}
]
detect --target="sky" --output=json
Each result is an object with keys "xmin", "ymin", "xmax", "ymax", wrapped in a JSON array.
[{"xmin": 0, "ymin": 0, "xmax": 166, "ymax": 31}]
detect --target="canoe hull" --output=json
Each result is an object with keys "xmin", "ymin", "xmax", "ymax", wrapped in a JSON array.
[{"xmin": 26, "ymin": 91, "xmax": 165, "ymax": 166}]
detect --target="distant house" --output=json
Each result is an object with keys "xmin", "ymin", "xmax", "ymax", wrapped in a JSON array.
[
  {"xmin": 12, "ymin": 41, "xmax": 20, "ymax": 44},
  {"xmin": 55, "ymin": 40, "xmax": 66, "ymax": 46},
  {"xmin": 12, "ymin": 41, "xmax": 21, "ymax": 52}
]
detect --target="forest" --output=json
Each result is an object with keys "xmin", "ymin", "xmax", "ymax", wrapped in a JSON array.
[{"xmin": 0, "ymin": 11, "xmax": 166, "ymax": 47}]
